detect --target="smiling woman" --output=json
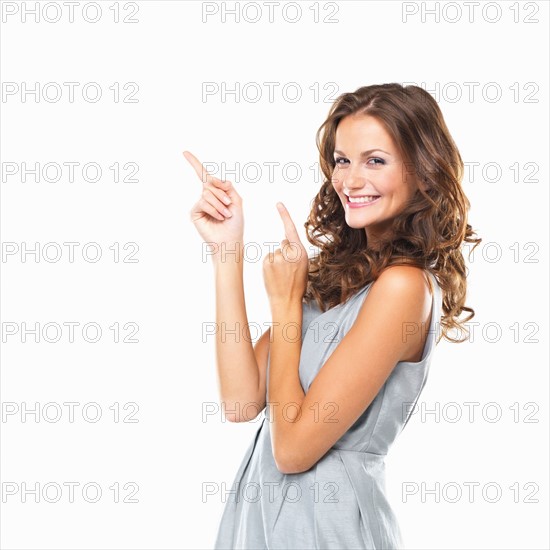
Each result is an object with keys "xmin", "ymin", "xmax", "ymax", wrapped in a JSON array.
[
  {"xmin": 306, "ymin": 84, "xmax": 481, "ymax": 334},
  {"xmin": 185, "ymin": 82, "xmax": 481, "ymax": 549}
]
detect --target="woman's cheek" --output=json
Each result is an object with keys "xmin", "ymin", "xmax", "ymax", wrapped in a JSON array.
[{"xmin": 334, "ymin": 172, "xmax": 348, "ymax": 189}]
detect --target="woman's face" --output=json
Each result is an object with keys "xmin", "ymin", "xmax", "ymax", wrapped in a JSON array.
[{"xmin": 331, "ymin": 113, "xmax": 418, "ymax": 247}]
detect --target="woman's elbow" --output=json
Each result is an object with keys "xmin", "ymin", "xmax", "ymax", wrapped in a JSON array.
[
  {"xmin": 221, "ymin": 399, "xmax": 265, "ymax": 423},
  {"xmin": 273, "ymin": 447, "xmax": 309, "ymax": 475}
]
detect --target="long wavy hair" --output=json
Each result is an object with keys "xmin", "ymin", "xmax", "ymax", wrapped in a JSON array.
[{"xmin": 303, "ymin": 83, "xmax": 481, "ymax": 344}]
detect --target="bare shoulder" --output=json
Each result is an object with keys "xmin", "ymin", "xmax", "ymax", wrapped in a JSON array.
[
  {"xmin": 374, "ymin": 265, "xmax": 433, "ymax": 298},
  {"xmin": 354, "ymin": 265, "xmax": 433, "ymax": 363},
  {"xmin": 357, "ymin": 264, "xmax": 433, "ymax": 323}
]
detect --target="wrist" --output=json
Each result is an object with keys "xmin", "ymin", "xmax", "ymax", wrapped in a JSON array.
[
  {"xmin": 271, "ymin": 299, "xmax": 303, "ymax": 319},
  {"xmin": 211, "ymin": 241, "xmax": 245, "ymax": 267}
]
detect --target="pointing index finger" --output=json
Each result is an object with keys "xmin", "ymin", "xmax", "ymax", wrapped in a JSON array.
[
  {"xmin": 183, "ymin": 150, "xmax": 214, "ymax": 185},
  {"xmin": 276, "ymin": 202, "xmax": 300, "ymax": 243}
]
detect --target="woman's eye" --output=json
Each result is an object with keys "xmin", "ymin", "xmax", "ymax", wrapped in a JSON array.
[
  {"xmin": 333, "ymin": 156, "xmax": 385, "ymax": 166},
  {"xmin": 334, "ymin": 156, "xmax": 348, "ymax": 165},
  {"xmin": 368, "ymin": 158, "xmax": 385, "ymax": 165}
]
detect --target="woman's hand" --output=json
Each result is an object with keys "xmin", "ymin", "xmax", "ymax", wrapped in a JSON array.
[
  {"xmin": 263, "ymin": 203, "xmax": 309, "ymax": 310},
  {"xmin": 184, "ymin": 150, "xmax": 244, "ymax": 250}
]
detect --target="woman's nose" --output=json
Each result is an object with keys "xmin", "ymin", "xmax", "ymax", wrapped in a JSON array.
[{"xmin": 343, "ymin": 170, "xmax": 365, "ymax": 191}]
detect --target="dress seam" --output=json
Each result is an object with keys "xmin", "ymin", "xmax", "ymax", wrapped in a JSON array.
[
  {"xmin": 313, "ymin": 462, "xmax": 319, "ymax": 548},
  {"xmin": 363, "ymin": 382, "xmax": 387, "ymax": 454}
]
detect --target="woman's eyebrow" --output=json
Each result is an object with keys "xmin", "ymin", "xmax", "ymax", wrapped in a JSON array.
[{"xmin": 334, "ymin": 148, "xmax": 391, "ymax": 156}]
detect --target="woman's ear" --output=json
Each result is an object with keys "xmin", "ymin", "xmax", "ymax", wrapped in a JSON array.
[
  {"xmin": 419, "ymin": 176, "xmax": 430, "ymax": 192},
  {"xmin": 406, "ymin": 169, "xmax": 429, "ymax": 193}
]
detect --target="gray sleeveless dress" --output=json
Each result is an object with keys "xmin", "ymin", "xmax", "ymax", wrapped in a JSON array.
[{"xmin": 214, "ymin": 270, "xmax": 442, "ymax": 549}]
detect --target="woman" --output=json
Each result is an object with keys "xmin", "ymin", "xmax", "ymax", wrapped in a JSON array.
[{"xmin": 185, "ymin": 83, "xmax": 481, "ymax": 549}]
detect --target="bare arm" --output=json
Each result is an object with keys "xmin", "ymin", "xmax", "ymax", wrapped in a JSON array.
[
  {"xmin": 184, "ymin": 150, "xmax": 269, "ymax": 423},
  {"xmin": 213, "ymin": 247, "xmax": 269, "ymax": 422},
  {"xmin": 269, "ymin": 266, "xmax": 432, "ymax": 474}
]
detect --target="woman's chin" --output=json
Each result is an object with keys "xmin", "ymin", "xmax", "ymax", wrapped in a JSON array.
[{"xmin": 344, "ymin": 216, "xmax": 369, "ymax": 229}]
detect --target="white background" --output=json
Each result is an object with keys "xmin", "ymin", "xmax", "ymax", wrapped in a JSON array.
[{"xmin": 1, "ymin": 1, "xmax": 548, "ymax": 549}]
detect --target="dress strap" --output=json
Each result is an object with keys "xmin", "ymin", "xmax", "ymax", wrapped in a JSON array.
[{"xmin": 424, "ymin": 269, "xmax": 435, "ymax": 296}]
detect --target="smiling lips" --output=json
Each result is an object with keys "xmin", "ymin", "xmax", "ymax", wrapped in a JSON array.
[{"xmin": 346, "ymin": 194, "xmax": 381, "ymax": 207}]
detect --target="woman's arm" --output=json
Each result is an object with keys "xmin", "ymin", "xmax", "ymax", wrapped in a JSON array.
[
  {"xmin": 184, "ymin": 151, "xmax": 266, "ymax": 423},
  {"xmin": 269, "ymin": 265, "xmax": 433, "ymax": 474},
  {"xmin": 212, "ymin": 243, "xmax": 267, "ymax": 422}
]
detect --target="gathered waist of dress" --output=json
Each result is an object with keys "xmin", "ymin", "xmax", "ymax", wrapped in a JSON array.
[{"xmin": 330, "ymin": 447, "xmax": 386, "ymax": 460}]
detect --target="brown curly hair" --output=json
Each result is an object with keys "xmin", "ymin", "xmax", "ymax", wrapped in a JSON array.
[{"xmin": 302, "ymin": 83, "xmax": 481, "ymax": 344}]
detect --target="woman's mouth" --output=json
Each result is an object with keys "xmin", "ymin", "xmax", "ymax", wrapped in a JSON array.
[{"xmin": 346, "ymin": 194, "xmax": 381, "ymax": 208}]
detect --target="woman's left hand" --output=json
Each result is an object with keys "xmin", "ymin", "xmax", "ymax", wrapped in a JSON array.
[{"xmin": 263, "ymin": 202, "xmax": 309, "ymax": 310}]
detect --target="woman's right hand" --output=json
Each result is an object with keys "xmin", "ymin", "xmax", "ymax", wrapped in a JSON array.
[{"xmin": 184, "ymin": 151, "xmax": 244, "ymax": 252}]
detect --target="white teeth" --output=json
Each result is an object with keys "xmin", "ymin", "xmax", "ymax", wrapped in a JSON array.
[{"xmin": 348, "ymin": 195, "xmax": 380, "ymax": 203}]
